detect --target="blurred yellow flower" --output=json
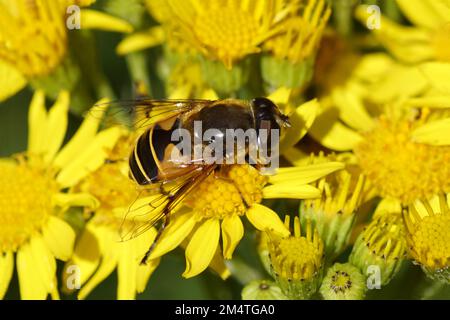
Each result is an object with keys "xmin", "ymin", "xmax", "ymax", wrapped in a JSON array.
[
  {"xmin": 307, "ymin": 52, "xmax": 450, "ymax": 205},
  {"xmin": 159, "ymin": 0, "xmax": 298, "ymax": 68},
  {"xmin": 0, "ymin": 0, "xmax": 133, "ymax": 102},
  {"xmin": 356, "ymin": 1, "xmax": 450, "ymax": 63},
  {"xmin": 263, "ymin": 0, "xmax": 331, "ymax": 64},
  {"xmin": 0, "ymin": 90, "xmax": 122, "ymax": 299}
]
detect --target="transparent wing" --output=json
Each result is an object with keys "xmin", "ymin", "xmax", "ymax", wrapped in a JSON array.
[
  {"xmin": 118, "ymin": 164, "xmax": 216, "ymax": 242},
  {"xmin": 86, "ymin": 98, "xmax": 214, "ymax": 130}
]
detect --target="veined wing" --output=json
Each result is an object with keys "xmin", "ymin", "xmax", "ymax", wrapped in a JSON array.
[
  {"xmin": 118, "ymin": 164, "xmax": 216, "ymax": 242},
  {"xmin": 86, "ymin": 98, "xmax": 214, "ymax": 130}
]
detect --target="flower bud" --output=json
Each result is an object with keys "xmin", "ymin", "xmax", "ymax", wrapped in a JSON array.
[
  {"xmin": 267, "ymin": 216, "xmax": 324, "ymax": 299},
  {"xmin": 320, "ymin": 263, "xmax": 366, "ymax": 300},
  {"xmin": 242, "ymin": 280, "xmax": 288, "ymax": 300},
  {"xmin": 405, "ymin": 195, "xmax": 450, "ymax": 284},
  {"xmin": 349, "ymin": 212, "xmax": 407, "ymax": 286}
]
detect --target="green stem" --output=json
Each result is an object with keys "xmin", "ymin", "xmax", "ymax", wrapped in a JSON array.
[
  {"xmin": 126, "ymin": 52, "xmax": 153, "ymax": 97},
  {"xmin": 382, "ymin": 0, "xmax": 402, "ymax": 22},
  {"xmin": 333, "ymin": 0, "xmax": 355, "ymax": 37}
]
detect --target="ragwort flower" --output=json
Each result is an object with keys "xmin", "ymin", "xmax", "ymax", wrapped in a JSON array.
[
  {"xmin": 68, "ymin": 132, "xmax": 161, "ymax": 300},
  {"xmin": 265, "ymin": 215, "xmax": 324, "ymax": 299},
  {"xmin": 0, "ymin": 90, "xmax": 121, "ymax": 299},
  {"xmin": 147, "ymin": 161, "xmax": 342, "ymax": 279},
  {"xmin": 0, "ymin": 0, "xmax": 133, "ymax": 101},
  {"xmin": 261, "ymin": 0, "xmax": 331, "ymax": 88},
  {"xmin": 356, "ymin": 1, "xmax": 450, "ymax": 64},
  {"xmin": 161, "ymin": 0, "xmax": 298, "ymax": 69},
  {"xmin": 404, "ymin": 194, "xmax": 450, "ymax": 283},
  {"xmin": 308, "ymin": 53, "xmax": 450, "ymax": 205}
]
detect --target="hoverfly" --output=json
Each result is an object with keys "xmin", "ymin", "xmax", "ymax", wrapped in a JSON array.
[{"xmin": 95, "ymin": 97, "xmax": 290, "ymax": 265}]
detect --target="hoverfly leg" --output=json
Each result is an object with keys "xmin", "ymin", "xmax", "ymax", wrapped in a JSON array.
[
  {"xmin": 139, "ymin": 212, "xmax": 170, "ymax": 265},
  {"xmin": 139, "ymin": 195, "xmax": 175, "ymax": 265}
]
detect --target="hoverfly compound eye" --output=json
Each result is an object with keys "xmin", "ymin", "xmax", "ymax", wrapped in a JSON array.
[
  {"xmin": 252, "ymin": 97, "xmax": 290, "ymax": 129},
  {"xmin": 252, "ymin": 97, "xmax": 275, "ymax": 110}
]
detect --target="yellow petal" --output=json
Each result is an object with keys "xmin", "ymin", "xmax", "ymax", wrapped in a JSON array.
[
  {"xmin": 78, "ymin": 226, "xmax": 119, "ymax": 299},
  {"xmin": 373, "ymin": 198, "xmax": 402, "ymax": 218},
  {"xmin": 0, "ymin": 252, "xmax": 14, "ymax": 299},
  {"xmin": 355, "ymin": 6, "xmax": 434, "ymax": 64},
  {"xmin": 331, "ymin": 87, "xmax": 375, "ymax": 131},
  {"xmin": 368, "ymin": 65, "xmax": 429, "ymax": 104},
  {"xmin": 135, "ymin": 229, "xmax": 160, "ymax": 294},
  {"xmin": 54, "ymin": 98, "xmax": 109, "ymax": 169},
  {"xmin": 149, "ymin": 209, "xmax": 197, "ymax": 259},
  {"xmin": 396, "ymin": 0, "xmax": 450, "ymax": 30},
  {"xmin": 282, "ymin": 147, "xmax": 309, "ymax": 166},
  {"xmin": 81, "ymin": 9, "xmax": 133, "ymax": 33},
  {"xmin": 420, "ymin": 62, "xmax": 450, "ymax": 94},
  {"xmin": 412, "ymin": 118, "xmax": 450, "ymax": 145},
  {"xmin": 70, "ymin": 224, "xmax": 101, "ymax": 287},
  {"xmin": 56, "ymin": 126, "xmax": 123, "ymax": 188},
  {"xmin": 269, "ymin": 162, "xmax": 344, "ymax": 185},
  {"xmin": 53, "ymin": 192, "xmax": 100, "ymax": 209},
  {"xmin": 117, "ymin": 239, "xmax": 137, "ymax": 300},
  {"xmin": 267, "ymin": 87, "xmax": 291, "ymax": 105},
  {"xmin": 118, "ymin": 227, "xmax": 159, "ymax": 299},
  {"xmin": 183, "ymin": 218, "xmax": 220, "ymax": 278},
  {"xmin": 309, "ymin": 107, "xmax": 363, "ymax": 151},
  {"xmin": 42, "ymin": 91, "xmax": 70, "ymax": 163},
  {"xmin": 0, "ymin": 60, "xmax": 26, "ymax": 102},
  {"xmin": 27, "ymin": 90, "xmax": 47, "ymax": 154},
  {"xmin": 42, "ymin": 216, "xmax": 76, "ymax": 261},
  {"xmin": 168, "ymin": 84, "xmax": 191, "ymax": 99},
  {"xmin": 200, "ymin": 88, "xmax": 219, "ymax": 100},
  {"xmin": 246, "ymin": 204, "xmax": 289, "ymax": 237},
  {"xmin": 406, "ymin": 95, "xmax": 450, "ymax": 109},
  {"xmin": 117, "ymin": 27, "xmax": 165, "ymax": 55},
  {"xmin": 280, "ymin": 99, "xmax": 318, "ymax": 151},
  {"xmin": 208, "ymin": 247, "xmax": 231, "ymax": 280},
  {"xmin": 263, "ymin": 183, "xmax": 321, "ymax": 199},
  {"xmin": 17, "ymin": 236, "xmax": 56, "ymax": 300},
  {"xmin": 221, "ymin": 215, "xmax": 244, "ymax": 259}
]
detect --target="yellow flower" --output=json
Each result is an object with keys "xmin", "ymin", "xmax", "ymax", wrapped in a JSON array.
[
  {"xmin": 0, "ymin": 0, "xmax": 133, "ymax": 102},
  {"xmin": 146, "ymin": 161, "xmax": 342, "ymax": 279},
  {"xmin": 0, "ymin": 90, "xmax": 121, "ymax": 299},
  {"xmin": 160, "ymin": 0, "xmax": 298, "ymax": 68},
  {"xmin": 356, "ymin": 1, "xmax": 450, "ymax": 63},
  {"xmin": 266, "ymin": 215, "xmax": 324, "ymax": 299},
  {"xmin": 263, "ymin": 0, "xmax": 331, "ymax": 64},
  {"xmin": 405, "ymin": 194, "xmax": 450, "ymax": 283},
  {"xmin": 68, "ymin": 132, "xmax": 161, "ymax": 300},
  {"xmin": 308, "ymin": 53, "xmax": 450, "ymax": 205}
]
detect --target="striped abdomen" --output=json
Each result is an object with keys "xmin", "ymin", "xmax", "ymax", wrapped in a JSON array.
[{"xmin": 129, "ymin": 122, "xmax": 178, "ymax": 186}]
